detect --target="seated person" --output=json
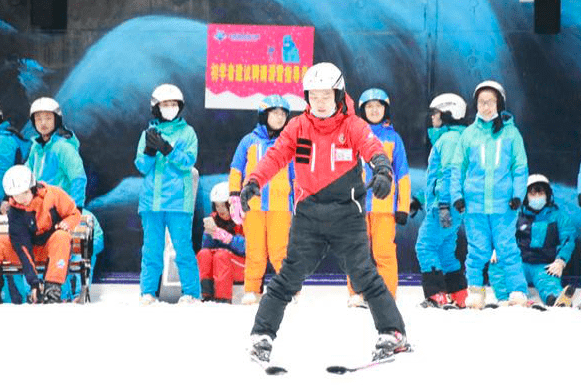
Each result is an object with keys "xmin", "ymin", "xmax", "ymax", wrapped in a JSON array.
[
  {"xmin": 0, "ymin": 165, "xmax": 80, "ymax": 304},
  {"xmin": 489, "ymin": 174, "xmax": 576, "ymax": 306},
  {"xmin": 196, "ymin": 181, "xmax": 245, "ymax": 303}
]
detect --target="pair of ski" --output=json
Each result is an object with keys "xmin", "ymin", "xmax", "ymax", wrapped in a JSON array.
[{"xmin": 251, "ymin": 345, "xmax": 411, "ymax": 375}]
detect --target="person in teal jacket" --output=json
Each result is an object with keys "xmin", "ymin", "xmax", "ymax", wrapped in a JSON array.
[
  {"xmin": 489, "ymin": 174, "xmax": 576, "ymax": 306},
  {"xmin": 450, "ymin": 80, "xmax": 528, "ymax": 309},
  {"xmin": 26, "ymin": 97, "xmax": 87, "ymax": 209},
  {"xmin": 134, "ymin": 83, "xmax": 200, "ymax": 305},
  {"xmin": 0, "ymin": 106, "xmax": 31, "ymax": 304},
  {"xmin": 415, "ymin": 93, "xmax": 468, "ymax": 308}
]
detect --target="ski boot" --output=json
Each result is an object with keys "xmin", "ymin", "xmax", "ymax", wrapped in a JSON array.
[
  {"xmin": 43, "ymin": 282, "xmax": 62, "ymax": 304},
  {"xmin": 553, "ymin": 285, "xmax": 575, "ymax": 307},
  {"xmin": 372, "ymin": 331, "xmax": 408, "ymax": 362},
  {"xmin": 419, "ymin": 292, "xmax": 452, "ymax": 309},
  {"xmin": 449, "ymin": 288, "xmax": 468, "ymax": 309},
  {"xmin": 249, "ymin": 334, "xmax": 273, "ymax": 364}
]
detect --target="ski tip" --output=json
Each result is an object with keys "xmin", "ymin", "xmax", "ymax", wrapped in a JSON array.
[
  {"xmin": 326, "ymin": 366, "xmax": 349, "ymax": 375},
  {"xmin": 265, "ymin": 366, "xmax": 287, "ymax": 375}
]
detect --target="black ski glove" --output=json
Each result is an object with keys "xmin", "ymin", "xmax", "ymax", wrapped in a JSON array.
[
  {"xmin": 144, "ymin": 128, "xmax": 158, "ymax": 156},
  {"xmin": 409, "ymin": 196, "xmax": 423, "ymax": 218},
  {"xmin": 509, "ymin": 197, "xmax": 521, "ymax": 210},
  {"xmin": 453, "ymin": 198, "xmax": 465, "ymax": 214},
  {"xmin": 438, "ymin": 203, "xmax": 452, "ymax": 228},
  {"xmin": 366, "ymin": 154, "xmax": 393, "ymax": 200},
  {"xmin": 153, "ymin": 131, "xmax": 173, "ymax": 156},
  {"xmin": 240, "ymin": 180, "xmax": 261, "ymax": 212},
  {"xmin": 394, "ymin": 211, "xmax": 408, "ymax": 225}
]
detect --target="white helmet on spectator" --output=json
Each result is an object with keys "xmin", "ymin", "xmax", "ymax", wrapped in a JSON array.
[
  {"xmin": 429, "ymin": 93, "xmax": 467, "ymax": 120},
  {"xmin": 210, "ymin": 181, "xmax": 229, "ymax": 203},
  {"xmin": 30, "ymin": 97, "xmax": 63, "ymax": 128},
  {"xmin": 151, "ymin": 83, "xmax": 185, "ymax": 120},
  {"xmin": 473, "ymin": 80, "xmax": 506, "ymax": 111},
  {"xmin": 2, "ymin": 165, "xmax": 36, "ymax": 196}
]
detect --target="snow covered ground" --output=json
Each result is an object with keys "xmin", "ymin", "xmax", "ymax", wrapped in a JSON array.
[{"xmin": 2, "ymin": 284, "xmax": 580, "ymax": 384}]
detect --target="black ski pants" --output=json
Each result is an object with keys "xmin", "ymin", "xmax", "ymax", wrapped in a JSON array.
[{"xmin": 251, "ymin": 199, "xmax": 406, "ymax": 339}]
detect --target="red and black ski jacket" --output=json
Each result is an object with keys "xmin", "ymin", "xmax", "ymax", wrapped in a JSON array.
[{"xmin": 248, "ymin": 94, "xmax": 388, "ymax": 207}]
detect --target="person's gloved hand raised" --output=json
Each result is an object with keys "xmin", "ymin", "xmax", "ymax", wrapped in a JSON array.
[
  {"xmin": 144, "ymin": 128, "xmax": 159, "ymax": 156},
  {"xmin": 367, "ymin": 154, "xmax": 393, "ymax": 200},
  {"xmin": 152, "ymin": 131, "xmax": 173, "ymax": 156},
  {"xmin": 240, "ymin": 180, "xmax": 261, "ymax": 212}
]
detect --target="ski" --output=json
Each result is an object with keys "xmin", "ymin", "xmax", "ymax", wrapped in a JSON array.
[
  {"xmin": 250, "ymin": 355, "xmax": 287, "ymax": 375},
  {"xmin": 484, "ymin": 302, "xmax": 547, "ymax": 311},
  {"xmin": 327, "ymin": 356, "xmax": 395, "ymax": 374},
  {"xmin": 326, "ymin": 344, "xmax": 412, "ymax": 375}
]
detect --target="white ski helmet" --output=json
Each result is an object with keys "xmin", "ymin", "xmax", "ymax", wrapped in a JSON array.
[
  {"xmin": 30, "ymin": 97, "xmax": 62, "ymax": 128},
  {"xmin": 151, "ymin": 84, "xmax": 184, "ymax": 107},
  {"xmin": 2, "ymin": 165, "xmax": 36, "ymax": 196},
  {"xmin": 473, "ymin": 80, "xmax": 506, "ymax": 110},
  {"xmin": 210, "ymin": 181, "xmax": 229, "ymax": 203},
  {"xmin": 429, "ymin": 93, "xmax": 467, "ymax": 120},
  {"xmin": 527, "ymin": 174, "xmax": 550, "ymax": 188},
  {"xmin": 302, "ymin": 62, "xmax": 345, "ymax": 105}
]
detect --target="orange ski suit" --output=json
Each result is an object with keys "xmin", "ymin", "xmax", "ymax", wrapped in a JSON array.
[{"xmin": 0, "ymin": 183, "xmax": 81, "ymax": 286}]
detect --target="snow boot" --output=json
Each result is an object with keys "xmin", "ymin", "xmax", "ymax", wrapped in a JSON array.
[
  {"xmin": 419, "ymin": 292, "xmax": 450, "ymax": 308},
  {"xmin": 553, "ymin": 285, "xmax": 575, "ymax": 307},
  {"xmin": 449, "ymin": 288, "xmax": 468, "ymax": 308},
  {"xmin": 43, "ymin": 282, "xmax": 62, "ymax": 304},
  {"xmin": 508, "ymin": 291, "xmax": 527, "ymax": 306},
  {"xmin": 372, "ymin": 330, "xmax": 408, "ymax": 362},
  {"xmin": 465, "ymin": 286, "xmax": 486, "ymax": 309},
  {"xmin": 250, "ymin": 335, "xmax": 273, "ymax": 363}
]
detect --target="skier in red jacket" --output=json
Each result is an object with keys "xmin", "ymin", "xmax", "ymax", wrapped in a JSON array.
[{"xmin": 242, "ymin": 63, "xmax": 408, "ymax": 366}]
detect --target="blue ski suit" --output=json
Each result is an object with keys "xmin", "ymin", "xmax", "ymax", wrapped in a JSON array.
[
  {"xmin": 489, "ymin": 203, "xmax": 576, "ymax": 303},
  {"xmin": 415, "ymin": 125, "xmax": 465, "ymax": 285},
  {"xmin": 450, "ymin": 112, "xmax": 528, "ymax": 293},
  {"xmin": 134, "ymin": 117, "xmax": 200, "ymax": 298}
]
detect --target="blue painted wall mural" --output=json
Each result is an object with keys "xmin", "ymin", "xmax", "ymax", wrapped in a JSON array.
[{"xmin": 1, "ymin": 1, "xmax": 581, "ymax": 280}]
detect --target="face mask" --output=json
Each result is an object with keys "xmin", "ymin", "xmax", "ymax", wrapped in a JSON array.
[
  {"xmin": 528, "ymin": 197, "xmax": 546, "ymax": 211},
  {"xmin": 160, "ymin": 106, "xmax": 179, "ymax": 121},
  {"xmin": 311, "ymin": 106, "xmax": 337, "ymax": 119},
  {"xmin": 477, "ymin": 112, "xmax": 498, "ymax": 123}
]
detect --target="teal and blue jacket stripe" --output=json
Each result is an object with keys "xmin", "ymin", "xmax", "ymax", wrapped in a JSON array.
[
  {"xmin": 134, "ymin": 117, "xmax": 198, "ymax": 214},
  {"xmin": 450, "ymin": 112, "xmax": 528, "ymax": 214}
]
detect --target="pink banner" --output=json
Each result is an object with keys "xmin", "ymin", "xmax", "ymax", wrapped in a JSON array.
[{"xmin": 205, "ymin": 24, "xmax": 314, "ymax": 110}]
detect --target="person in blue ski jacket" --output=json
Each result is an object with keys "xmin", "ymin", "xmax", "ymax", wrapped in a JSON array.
[
  {"xmin": 134, "ymin": 83, "xmax": 200, "ymax": 305},
  {"xmin": 26, "ymin": 97, "xmax": 87, "ymax": 209},
  {"xmin": 489, "ymin": 174, "xmax": 576, "ymax": 307},
  {"xmin": 0, "ymin": 106, "xmax": 32, "ymax": 304},
  {"xmin": 414, "ymin": 93, "xmax": 468, "ymax": 308},
  {"xmin": 450, "ymin": 80, "xmax": 528, "ymax": 309}
]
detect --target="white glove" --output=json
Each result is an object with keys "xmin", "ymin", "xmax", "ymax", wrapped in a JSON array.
[
  {"xmin": 490, "ymin": 250, "xmax": 498, "ymax": 264},
  {"xmin": 546, "ymin": 259, "xmax": 566, "ymax": 277}
]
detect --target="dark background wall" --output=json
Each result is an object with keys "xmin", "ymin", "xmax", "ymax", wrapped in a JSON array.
[{"xmin": 1, "ymin": 0, "xmax": 580, "ymax": 281}]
